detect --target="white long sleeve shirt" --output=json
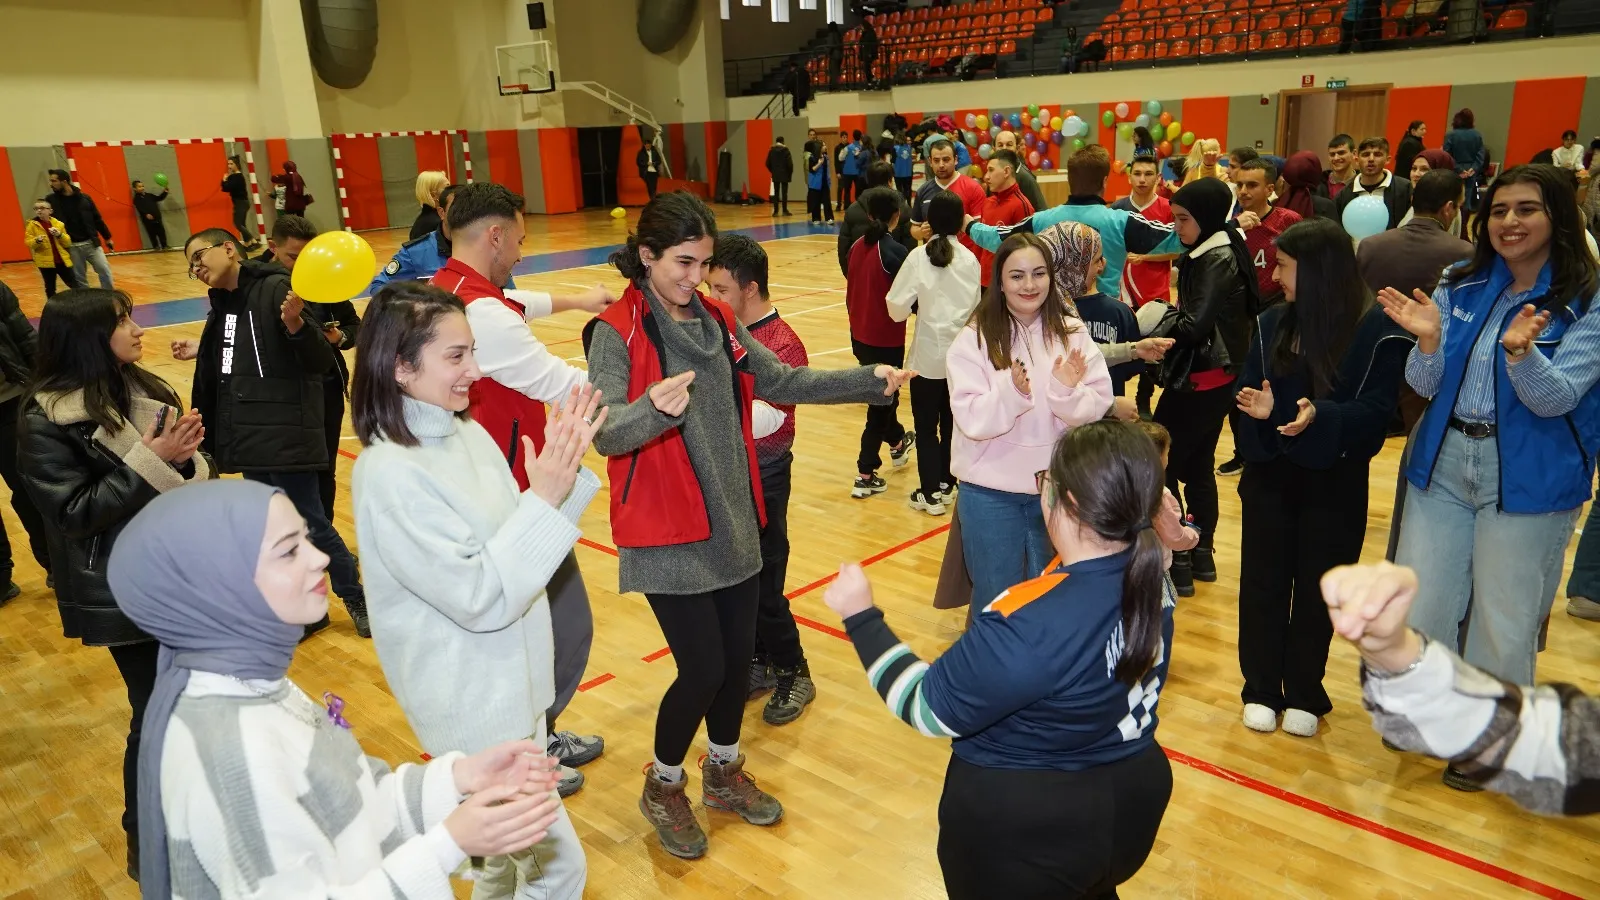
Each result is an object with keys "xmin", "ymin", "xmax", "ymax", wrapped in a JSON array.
[
  {"xmin": 885, "ymin": 236, "xmax": 983, "ymax": 379},
  {"xmin": 464, "ymin": 290, "xmax": 590, "ymax": 407}
]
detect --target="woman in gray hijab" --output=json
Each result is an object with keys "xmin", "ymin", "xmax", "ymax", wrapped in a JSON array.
[{"xmin": 109, "ymin": 479, "xmax": 565, "ymax": 897}]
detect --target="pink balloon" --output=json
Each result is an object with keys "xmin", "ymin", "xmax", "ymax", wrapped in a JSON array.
[{"xmin": 1028, "ymin": 150, "xmax": 1042, "ymax": 167}]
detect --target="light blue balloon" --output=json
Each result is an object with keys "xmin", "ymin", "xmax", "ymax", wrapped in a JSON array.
[
  {"xmin": 1146, "ymin": 100, "xmax": 1162, "ymax": 117},
  {"xmin": 978, "ymin": 143, "xmax": 994, "ymax": 160},
  {"xmin": 1341, "ymin": 194, "xmax": 1389, "ymax": 241},
  {"xmin": 990, "ymin": 125, "xmax": 1001, "ymax": 138},
  {"xmin": 1135, "ymin": 114, "xmax": 1150, "ymax": 129},
  {"xmin": 1009, "ymin": 113, "xmax": 1022, "ymax": 129}
]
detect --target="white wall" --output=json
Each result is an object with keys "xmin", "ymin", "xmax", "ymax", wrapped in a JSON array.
[
  {"xmin": 805, "ymin": 35, "xmax": 1600, "ymax": 125},
  {"xmin": 0, "ymin": 0, "xmax": 262, "ymax": 145},
  {"xmin": 554, "ymin": 0, "xmax": 726, "ymax": 126}
]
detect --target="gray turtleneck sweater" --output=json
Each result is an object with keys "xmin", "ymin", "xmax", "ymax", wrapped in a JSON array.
[
  {"xmin": 587, "ymin": 286, "xmax": 891, "ymax": 595},
  {"xmin": 351, "ymin": 396, "xmax": 599, "ymax": 754}
]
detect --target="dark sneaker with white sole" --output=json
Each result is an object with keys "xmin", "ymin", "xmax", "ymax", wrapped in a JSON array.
[
  {"xmin": 548, "ymin": 730, "xmax": 604, "ymax": 767},
  {"xmin": 748, "ymin": 656, "xmax": 775, "ymax": 699},
  {"xmin": 909, "ymin": 489, "xmax": 947, "ymax": 516},
  {"xmin": 851, "ymin": 473, "xmax": 887, "ymax": 498},
  {"xmin": 763, "ymin": 664, "xmax": 816, "ymax": 725},
  {"xmin": 1217, "ymin": 456, "xmax": 1244, "ymax": 476},
  {"xmin": 889, "ymin": 432, "xmax": 916, "ymax": 467}
]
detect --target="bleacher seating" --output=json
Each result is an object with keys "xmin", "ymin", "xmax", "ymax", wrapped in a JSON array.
[{"xmin": 805, "ymin": 0, "xmax": 1054, "ymax": 87}]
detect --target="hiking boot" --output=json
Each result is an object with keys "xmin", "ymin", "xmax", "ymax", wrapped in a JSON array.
[
  {"xmin": 748, "ymin": 656, "xmax": 775, "ymax": 700},
  {"xmin": 1170, "ymin": 551, "xmax": 1195, "ymax": 598},
  {"xmin": 639, "ymin": 765, "xmax": 707, "ymax": 859},
  {"xmin": 1191, "ymin": 547, "xmax": 1217, "ymax": 582},
  {"xmin": 851, "ymin": 473, "xmax": 887, "ymax": 498},
  {"xmin": 344, "ymin": 598, "xmax": 371, "ymax": 638},
  {"xmin": 889, "ymin": 432, "xmax": 916, "ymax": 467},
  {"xmin": 300, "ymin": 614, "xmax": 330, "ymax": 643},
  {"xmin": 909, "ymin": 489, "xmax": 947, "ymax": 516},
  {"xmin": 556, "ymin": 764, "xmax": 585, "ymax": 798},
  {"xmin": 548, "ymin": 730, "xmax": 605, "ymax": 768},
  {"xmin": 1217, "ymin": 456, "xmax": 1244, "ymax": 476},
  {"xmin": 763, "ymin": 664, "xmax": 816, "ymax": 725},
  {"xmin": 1442, "ymin": 765, "xmax": 1484, "ymax": 793},
  {"xmin": 0, "ymin": 582, "xmax": 19, "ymax": 606},
  {"xmin": 700, "ymin": 754, "xmax": 783, "ymax": 826}
]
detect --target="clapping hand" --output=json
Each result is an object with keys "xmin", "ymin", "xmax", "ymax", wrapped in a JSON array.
[
  {"xmin": 1376, "ymin": 287, "xmax": 1441, "ymax": 344},
  {"xmin": 822, "ymin": 562, "xmax": 875, "ymax": 619},
  {"xmin": 1235, "ymin": 210, "xmax": 1261, "ymax": 231},
  {"xmin": 443, "ymin": 784, "xmax": 562, "ymax": 859},
  {"xmin": 1278, "ymin": 398, "xmax": 1316, "ymax": 436},
  {"xmin": 1052, "ymin": 349, "xmax": 1088, "ymax": 388},
  {"xmin": 524, "ymin": 383, "xmax": 606, "ymax": 508},
  {"xmin": 453, "ymin": 739, "xmax": 561, "ymax": 796},
  {"xmin": 874, "ymin": 365, "xmax": 915, "ymax": 395},
  {"xmin": 1010, "ymin": 360, "xmax": 1031, "ymax": 397},
  {"xmin": 142, "ymin": 409, "xmax": 204, "ymax": 464},
  {"xmin": 1500, "ymin": 304, "xmax": 1548, "ymax": 362},
  {"xmin": 1236, "ymin": 380, "xmax": 1274, "ymax": 419}
]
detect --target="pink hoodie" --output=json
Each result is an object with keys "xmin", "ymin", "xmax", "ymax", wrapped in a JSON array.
[{"xmin": 947, "ymin": 317, "xmax": 1114, "ymax": 494}]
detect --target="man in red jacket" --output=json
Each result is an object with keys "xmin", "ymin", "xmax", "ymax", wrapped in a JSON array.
[
  {"xmin": 976, "ymin": 149, "xmax": 1035, "ymax": 287},
  {"xmin": 426, "ymin": 182, "xmax": 614, "ymax": 798}
]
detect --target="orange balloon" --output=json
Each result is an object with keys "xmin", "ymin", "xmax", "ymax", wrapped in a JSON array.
[
  {"xmin": 1112, "ymin": 159, "xmax": 1126, "ymax": 175},
  {"xmin": 1158, "ymin": 111, "xmax": 1173, "ymax": 127},
  {"xmin": 1159, "ymin": 140, "xmax": 1173, "ymax": 157},
  {"xmin": 1064, "ymin": 109, "xmax": 1075, "ymax": 119}
]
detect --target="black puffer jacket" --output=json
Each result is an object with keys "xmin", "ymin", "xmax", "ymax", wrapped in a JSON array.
[
  {"xmin": 190, "ymin": 259, "xmax": 336, "ymax": 473},
  {"xmin": 0, "ymin": 280, "xmax": 37, "ymax": 388},
  {"xmin": 19, "ymin": 390, "xmax": 214, "ymax": 647},
  {"xmin": 1153, "ymin": 232, "xmax": 1254, "ymax": 389}
]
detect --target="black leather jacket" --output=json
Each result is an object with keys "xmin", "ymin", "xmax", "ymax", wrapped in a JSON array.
[
  {"xmin": 19, "ymin": 395, "xmax": 213, "ymax": 647},
  {"xmin": 0, "ymin": 280, "xmax": 37, "ymax": 389},
  {"xmin": 1153, "ymin": 234, "xmax": 1253, "ymax": 390}
]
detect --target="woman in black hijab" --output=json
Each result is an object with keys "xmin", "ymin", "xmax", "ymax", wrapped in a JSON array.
[{"xmin": 1147, "ymin": 177, "xmax": 1258, "ymax": 592}]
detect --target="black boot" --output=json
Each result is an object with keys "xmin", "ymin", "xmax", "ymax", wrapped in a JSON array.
[
  {"xmin": 1170, "ymin": 551, "xmax": 1195, "ymax": 597},
  {"xmin": 344, "ymin": 598, "xmax": 371, "ymax": 638},
  {"xmin": 1192, "ymin": 546, "xmax": 1217, "ymax": 582}
]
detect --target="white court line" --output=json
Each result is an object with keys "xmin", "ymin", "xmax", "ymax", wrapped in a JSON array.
[
  {"xmin": 771, "ymin": 283, "xmax": 846, "ymax": 294},
  {"xmin": 784, "ymin": 301, "xmax": 843, "ymax": 316}
]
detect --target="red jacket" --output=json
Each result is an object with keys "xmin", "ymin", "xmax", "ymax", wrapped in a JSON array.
[
  {"xmin": 846, "ymin": 236, "xmax": 910, "ymax": 348},
  {"xmin": 586, "ymin": 286, "xmax": 766, "ymax": 548},
  {"xmin": 429, "ymin": 259, "xmax": 546, "ymax": 489},
  {"xmin": 976, "ymin": 181, "xmax": 1034, "ymax": 286},
  {"xmin": 1116, "ymin": 194, "xmax": 1174, "ymax": 307}
]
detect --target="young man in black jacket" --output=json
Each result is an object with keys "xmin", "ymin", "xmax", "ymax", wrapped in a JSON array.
[
  {"xmin": 1335, "ymin": 137, "xmax": 1413, "ymax": 232},
  {"xmin": 131, "ymin": 180, "xmax": 171, "ymax": 250},
  {"xmin": 766, "ymin": 136, "xmax": 794, "ymax": 217},
  {"xmin": 0, "ymin": 279, "xmax": 52, "ymax": 601},
  {"xmin": 175, "ymin": 228, "xmax": 370, "ymax": 637},
  {"xmin": 46, "ymin": 169, "xmax": 114, "ymax": 289}
]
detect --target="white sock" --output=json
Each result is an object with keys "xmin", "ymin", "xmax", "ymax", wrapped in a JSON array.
[
  {"xmin": 651, "ymin": 759, "xmax": 684, "ymax": 783},
  {"xmin": 707, "ymin": 741, "xmax": 739, "ymax": 766}
]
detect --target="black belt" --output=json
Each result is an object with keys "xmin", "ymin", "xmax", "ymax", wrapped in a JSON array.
[{"xmin": 1448, "ymin": 417, "xmax": 1496, "ymax": 439}]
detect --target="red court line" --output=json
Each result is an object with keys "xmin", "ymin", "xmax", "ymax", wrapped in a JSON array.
[
  {"xmin": 577, "ymin": 672, "xmax": 615, "ymax": 691},
  {"xmin": 338, "ymin": 448, "xmax": 358, "ymax": 461},
  {"xmin": 578, "ymin": 537, "xmax": 618, "ymax": 557},
  {"xmin": 641, "ymin": 647, "xmax": 672, "ymax": 663},
  {"xmin": 1163, "ymin": 749, "xmax": 1582, "ymax": 900}
]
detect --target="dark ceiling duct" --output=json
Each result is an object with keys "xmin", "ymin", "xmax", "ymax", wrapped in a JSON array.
[
  {"xmin": 301, "ymin": 0, "xmax": 379, "ymax": 89},
  {"xmin": 637, "ymin": 0, "xmax": 696, "ymax": 54}
]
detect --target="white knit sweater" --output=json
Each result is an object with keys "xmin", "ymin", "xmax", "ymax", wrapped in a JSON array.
[
  {"xmin": 351, "ymin": 397, "xmax": 599, "ymax": 755},
  {"xmin": 161, "ymin": 671, "xmax": 467, "ymax": 899}
]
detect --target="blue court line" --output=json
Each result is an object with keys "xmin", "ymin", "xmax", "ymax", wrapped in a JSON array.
[{"xmin": 126, "ymin": 219, "xmax": 831, "ymax": 329}]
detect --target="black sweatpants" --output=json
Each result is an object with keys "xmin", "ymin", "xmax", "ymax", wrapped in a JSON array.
[
  {"xmin": 838, "ymin": 172, "xmax": 858, "ymax": 209},
  {"xmin": 546, "ymin": 551, "xmax": 595, "ymax": 727},
  {"xmin": 852, "ymin": 340, "xmax": 907, "ymax": 474},
  {"xmin": 647, "ymin": 575, "xmax": 760, "ymax": 765},
  {"xmin": 108, "ymin": 640, "xmax": 160, "ymax": 855},
  {"xmin": 143, "ymin": 218, "xmax": 168, "ymax": 250},
  {"xmin": 1237, "ymin": 456, "xmax": 1370, "ymax": 716},
  {"xmin": 37, "ymin": 266, "xmax": 79, "ymax": 297},
  {"xmin": 754, "ymin": 455, "xmax": 805, "ymax": 669},
  {"xmin": 937, "ymin": 743, "xmax": 1173, "ymax": 900},
  {"xmin": 771, "ymin": 181, "xmax": 791, "ymax": 213},
  {"xmin": 910, "ymin": 375, "xmax": 953, "ymax": 497},
  {"xmin": 0, "ymin": 395, "xmax": 52, "ymax": 578},
  {"xmin": 1152, "ymin": 385, "xmax": 1234, "ymax": 546},
  {"xmin": 643, "ymin": 173, "xmax": 660, "ymax": 199},
  {"xmin": 807, "ymin": 187, "xmax": 834, "ymax": 223},
  {"xmin": 317, "ymin": 378, "xmax": 345, "ymax": 520},
  {"xmin": 895, "ymin": 176, "xmax": 914, "ymax": 202},
  {"xmin": 232, "ymin": 201, "xmax": 252, "ymax": 243}
]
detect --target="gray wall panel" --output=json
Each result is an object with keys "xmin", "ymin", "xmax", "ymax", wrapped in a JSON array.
[
  {"xmin": 724, "ymin": 121, "xmax": 750, "ymax": 197},
  {"xmin": 285, "ymin": 138, "xmax": 341, "ymax": 235},
  {"xmin": 682, "ymin": 124, "xmax": 709, "ymax": 185},
  {"xmin": 377, "ymin": 135, "xmax": 420, "ymax": 230},
  {"xmin": 1577, "ymin": 77, "xmax": 1600, "ymax": 161},
  {"xmin": 13, "ymin": 145, "xmax": 66, "ymax": 213},
  {"xmin": 517, "ymin": 130, "xmax": 546, "ymax": 215},
  {"xmin": 1228, "ymin": 95, "xmax": 1279, "ymax": 156},
  {"xmin": 123, "ymin": 144, "xmax": 186, "ymax": 249},
  {"xmin": 466, "ymin": 131, "xmax": 491, "ymax": 184},
  {"xmin": 1448, "ymin": 82, "xmax": 1515, "ymax": 169}
]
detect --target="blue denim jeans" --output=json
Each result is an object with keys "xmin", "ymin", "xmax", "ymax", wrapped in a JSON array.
[
  {"xmin": 956, "ymin": 482, "xmax": 1054, "ymax": 611},
  {"xmin": 1565, "ymin": 478, "xmax": 1600, "ymax": 601},
  {"xmin": 1396, "ymin": 430, "xmax": 1580, "ymax": 684}
]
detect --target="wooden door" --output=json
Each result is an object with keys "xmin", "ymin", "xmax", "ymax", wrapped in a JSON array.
[
  {"xmin": 1276, "ymin": 85, "xmax": 1390, "ymax": 157},
  {"xmin": 1334, "ymin": 88, "xmax": 1389, "ymax": 145}
]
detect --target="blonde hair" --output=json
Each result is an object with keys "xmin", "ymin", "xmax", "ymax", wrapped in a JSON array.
[
  {"xmin": 1182, "ymin": 139, "xmax": 1222, "ymax": 184},
  {"xmin": 414, "ymin": 170, "xmax": 449, "ymax": 207}
]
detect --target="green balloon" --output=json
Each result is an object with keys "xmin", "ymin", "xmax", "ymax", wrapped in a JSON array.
[
  {"xmin": 1102, "ymin": 110, "xmax": 1115, "ymax": 128},
  {"xmin": 1166, "ymin": 122, "xmax": 1182, "ymax": 141},
  {"xmin": 1071, "ymin": 138, "xmax": 1085, "ymax": 152},
  {"xmin": 153, "ymin": 172, "xmax": 169, "ymax": 187},
  {"xmin": 1117, "ymin": 122, "xmax": 1134, "ymax": 139},
  {"xmin": 1028, "ymin": 104, "xmax": 1040, "ymax": 117},
  {"xmin": 1182, "ymin": 131, "xmax": 1196, "ymax": 146}
]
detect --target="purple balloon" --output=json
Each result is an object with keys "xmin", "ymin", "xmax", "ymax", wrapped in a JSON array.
[
  {"xmin": 1024, "ymin": 132, "xmax": 1037, "ymax": 147},
  {"xmin": 1040, "ymin": 158, "xmax": 1054, "ymax": 170},
  {"xmin": 1051, "ymin": 130, "xmax": 1065, "ymax": 146},
  {"xmin": 991, "ymin": 112, "xmax": 1004, "ymax": 127}
]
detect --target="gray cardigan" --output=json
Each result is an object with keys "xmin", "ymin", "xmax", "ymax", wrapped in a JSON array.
[{"xmin": 587, "ymin": 285, "xmax": 891, "ymax": 595}]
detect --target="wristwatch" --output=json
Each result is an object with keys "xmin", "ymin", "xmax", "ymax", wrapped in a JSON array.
[{"xmin": 1505, "ymin": 344, "xmax": 1529, "ymax": 359}]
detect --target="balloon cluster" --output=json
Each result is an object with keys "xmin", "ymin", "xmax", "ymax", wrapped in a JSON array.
[
  {"xmin": 1099, "ymin": 99, "xmax": 1194, "ymax": 161},
  {"xmin": 962, "ymin": 104, "xmax": 1095, "ymax": 172}
]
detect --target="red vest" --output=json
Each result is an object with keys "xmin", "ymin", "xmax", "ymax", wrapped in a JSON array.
[
  {"xmin": 430, "ymin": 259, "xmax": 547, "ymax": 490},
  {"xmin": 589, "ymin": 286, "xmax": 766, "ymax": 548}
]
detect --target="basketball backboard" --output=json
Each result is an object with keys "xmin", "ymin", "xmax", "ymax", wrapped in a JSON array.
[{"xmin": 496, "ymin": 41, "xmax": 556, "ymax": 95}]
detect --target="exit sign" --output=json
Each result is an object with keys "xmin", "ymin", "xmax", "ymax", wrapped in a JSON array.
[{"xmin": 1326, "ymin": 79, "xmax": 1348, "ymax": 89}]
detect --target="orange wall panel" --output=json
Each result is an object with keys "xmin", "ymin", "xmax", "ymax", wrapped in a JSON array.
[
  {"xmin": 174, "ymin": 141, "xmax": 236, "ymax": 238},
  {"xmin": 333, "ymin": 136, "xmax": 387, "ymax": 231},
  {"xmin": 484, "ymin": 129, "xmax": 525, "ymax": 197},
  {"xmin": 839, "ymin": 114, "xmax": 868, "ymax": 140},
  {"xmin": 617, "ymin": 126, "xmax": 649, "ymax": 207},
  {"xmin": 265, "ymin": 138, "xmax": 290, "ymax": 181},
  {"xmin": 1505, "ymin": 77, "xmax": 1587, "ymax": 167},
  {"xmin": 0, "ymin": 148, "xmax": 28, "ymax": 263},
  {"xmin": 538, "ymin": 128, "xmax": 579, "ymax": 214},
  {"xmin": 745, "ymin": 118, "xmax": 773, "ymax": 195},
  {"xmin": 1383, "ymin": 85, "xmax": 1452, "ymax": 165},
  {"xmin": 68, "ymin": 146, "xmax": 139, "ymax": 251},
  {"xmin": 414, "ymin": 133, "xmax": 453, "ymax": 181},
  {"xmin": 1178, "ymin": 96, "xmax": 1231, "ymax": 151}
]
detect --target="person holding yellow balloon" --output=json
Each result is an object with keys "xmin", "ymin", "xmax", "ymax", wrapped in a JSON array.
[{"xmin": 177, "ymin": 227, "xmax": 372, "ymax": 639}]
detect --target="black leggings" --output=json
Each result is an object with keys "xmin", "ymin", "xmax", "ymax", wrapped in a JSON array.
[
  {"xmin": 807, "ymin": 187, "xmax": 834, "ymax": 223},
  {"xmin": 108, "ymin": 641, "xmax": 160, "ymax": 848},
  {"xmin": 1152, "ymin": 385, "xmax": 1234, "ymax": 545},
  {"xmin": 937, "ymin": 743, "xmax": 1172, "ymax": 900},
  {"xmin": 647, "ymin": 575, "xmax": 760, "ymax": 765},
  {"xmin": 910, "ymin": 375, "xmax": 953, "ymax": 497},
  {"xmin": 232, "ymin": 201, "xmax": 251, "ymax": 243}
]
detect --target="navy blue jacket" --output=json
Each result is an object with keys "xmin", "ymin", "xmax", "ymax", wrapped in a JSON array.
[{"xmin": 1237, "ymin": 303, "xmax": 1413, "ymax": 469}]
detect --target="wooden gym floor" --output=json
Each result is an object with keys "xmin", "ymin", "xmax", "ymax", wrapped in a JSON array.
[{"xmin": 1, "ymin": 207, "xmax": 1596, "ymax": 899}]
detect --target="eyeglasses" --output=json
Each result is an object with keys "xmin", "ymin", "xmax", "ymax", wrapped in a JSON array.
[
  {"xmin": 1036, "ymin": 469, "xmax": 1059, "ymax": 507},
  {"xmin": 187, "ymin": 242, "xmax": 228, "ymax": 277}
]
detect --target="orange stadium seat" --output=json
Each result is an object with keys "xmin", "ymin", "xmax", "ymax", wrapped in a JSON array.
[
  {"xmin": 1494, "ymin": 6, "xmax": 1529, "ymax": 28},
  {"xmin": 1000, "ymin": 38, "xmax": 1017, "ymax": 52},
  {"xmin": 1317, "ymin": 25, "xmax": 1341, "ymax": 42},
  {"xmin": 1199, "ymin": 35, "xmax": 1216, "ymax": 52},
  {"xmin": 1172, "ymin": 37, "xmax": 1193, "ymax": 53},
  {"xmin": 1218, "ymin": 34, "xmax": 1239, "ymax": 51},
  {"xmin": 1127, "ymin": 43, "xmax": 1148, "ymax": 59},
  {"xmin": 1154, "ymin": 40, "xmax": 1171, "ymax": 57},
  {"xmin": 1309, "ymin": 8, "xmax": 1334, "ymax": 25},
  {"xmin": 1037, "ymin": 5, "xmax": 1053, "ymax": 21},
  {"xmin": 1111, "ymin": 43, "xmax": 1127, "ymax": 59}
]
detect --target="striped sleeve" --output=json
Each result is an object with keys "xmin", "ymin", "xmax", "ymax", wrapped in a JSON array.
[{"xmin": 843, "ymin": 607, "xmax": 962, "ymax": 738}]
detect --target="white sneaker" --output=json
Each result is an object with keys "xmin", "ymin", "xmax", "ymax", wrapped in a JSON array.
[
  {"xmin": 936, "ymin": 481, "xmax": 958, "ymax": 504},
  {"xmin": 1242, "ymin": 703, "xmax": 1278, "ymax": 733},
  {"xmin": 909, "ymin": 489, "xmax": 947, "ymax": 516},
  {"xmin": 1281, "ymin": 709, "xmax": 1319, "ymax": 737}
]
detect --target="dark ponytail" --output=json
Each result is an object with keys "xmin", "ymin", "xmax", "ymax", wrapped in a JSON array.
[
  {"xmin": 1042, "ymin": 421, "xmax": 1166, "ymax": 685},
  {"xmin": 925, "ymin": 189, "xmax": 964, "ymax": 268},
  {"xmin": 608, "ymin": 190, "xmax": 718, "ymax": 282},
  {"xmin": 860, "ymin": 187, "xmax": 902, "ymax": 246}
]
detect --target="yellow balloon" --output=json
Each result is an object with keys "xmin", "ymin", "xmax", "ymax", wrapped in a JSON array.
[
  {"xmin": 610, "ymin": 207, "xmax": 626, "ymax": 219},
  {"xmin": 1050, "ymin": 116, "xmax": 1063, "ymax": 131},
  {"xmin": 291, "ymin": 231, "xmax": 377, "ymax": 303}
]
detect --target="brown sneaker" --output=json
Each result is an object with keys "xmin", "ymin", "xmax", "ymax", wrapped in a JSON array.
[
  {"xmin": 700, "ymin": 754, "xmax": 783, "ymax": 826},
  {"xmin": 639, "ymin": 764, "xmax": 707, "ymax": 859}
]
